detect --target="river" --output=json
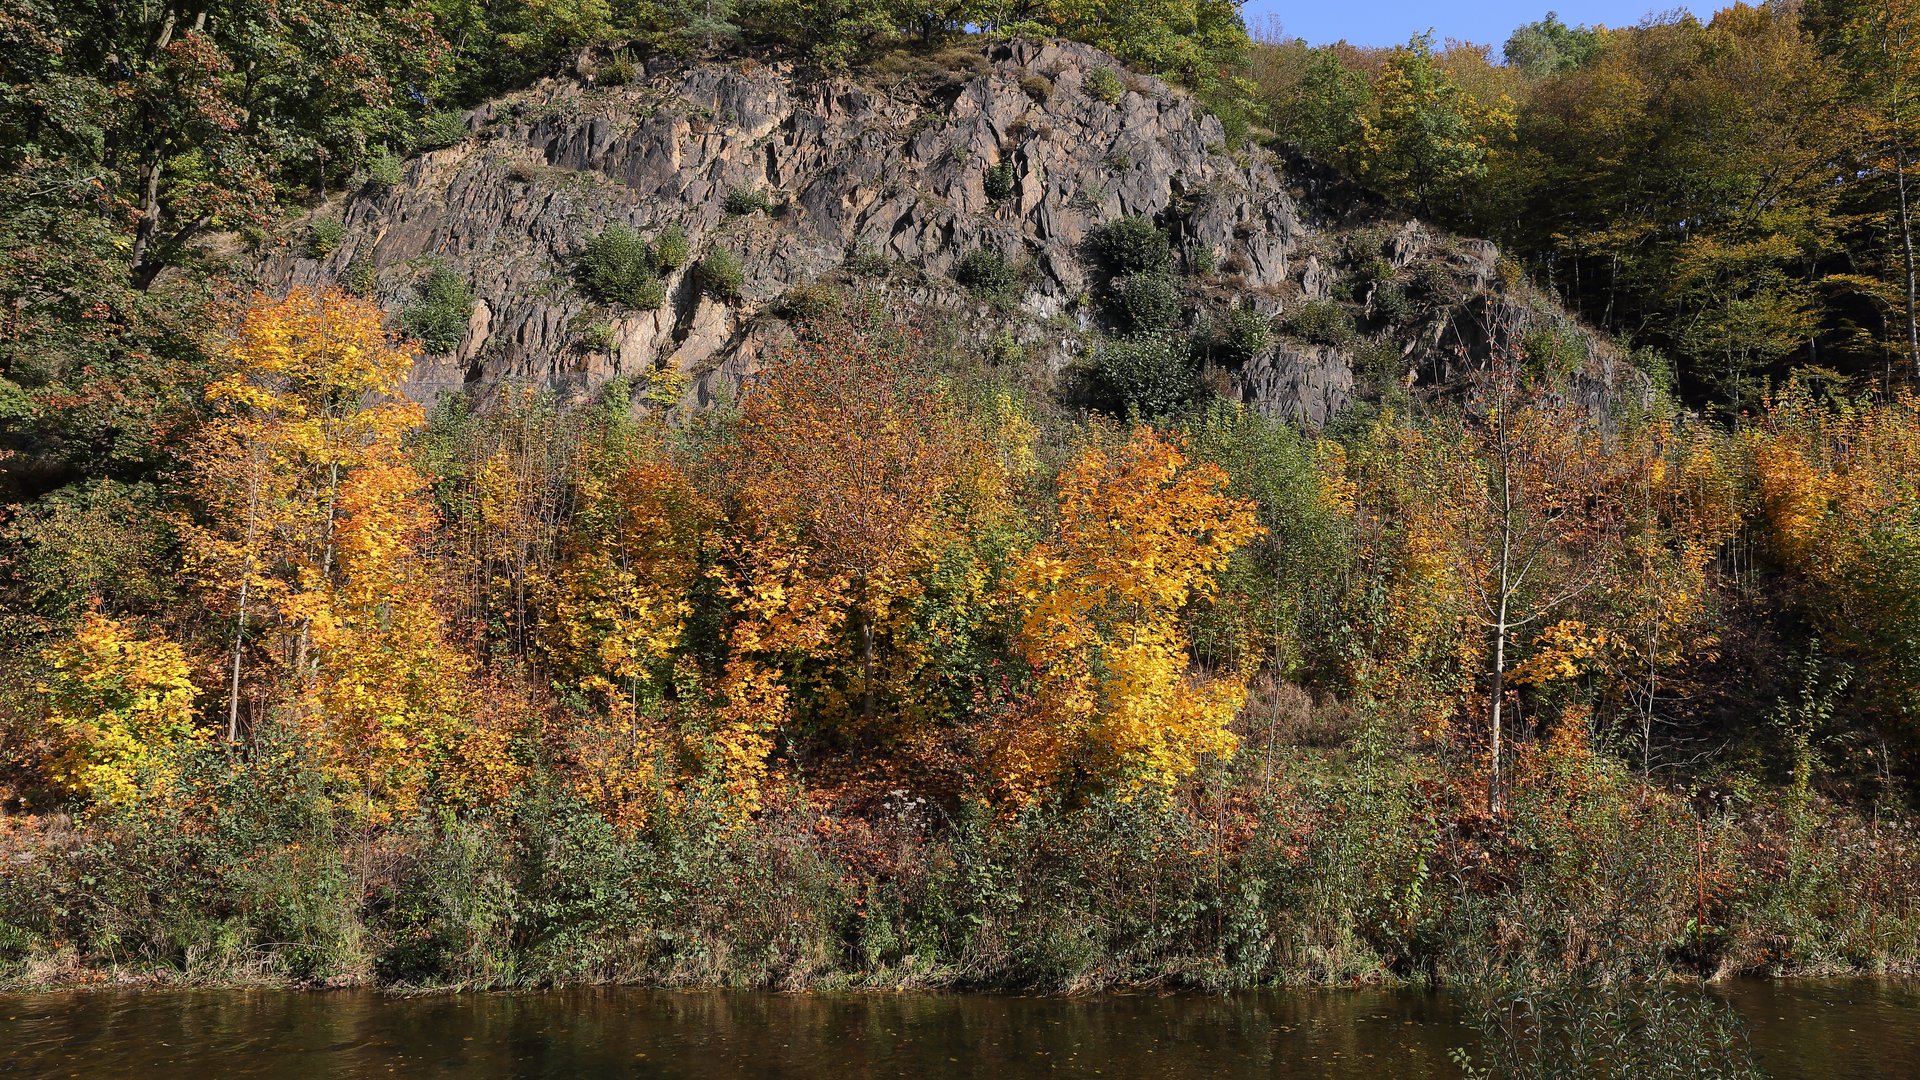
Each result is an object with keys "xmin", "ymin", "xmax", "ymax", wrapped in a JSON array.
[{"xmin": 0, "ymin": 980, "xmax": 1913, "ymax": 1078}]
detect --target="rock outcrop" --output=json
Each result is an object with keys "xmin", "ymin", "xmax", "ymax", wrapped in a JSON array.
[{"xmin": 261, "ymin": 40, "xmax": 1617, "ymax": 423}]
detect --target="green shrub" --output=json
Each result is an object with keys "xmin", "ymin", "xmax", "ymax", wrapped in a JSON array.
[
  {"xmin": 1091, "ymin": 331, "xmax": 1198, "ymax": 418},
  {"xmin": 365, "ymin": 146, "xmax": 406, "ymax": 190},
  {"xmin": 1409, "ymin": 260, "xmax": 1465, "ymax": 307},
  {"xmin": 401, "ymin": 266, "xmax": 474, "ymax": 353},
  {"xmin": 1285, "ymin": 300, "xmax": 1357, "ymax": 348},
  {"xmin": 1352, "ymin": 255, "xmax": 1394, "ymax": 288},
  {"xmin": 307, "ymin": 216, "xmax": 345, "ymax": 259},
  {"xmin": 1217, "ymin": 303, "xmax": 1272, "ymax": 364},
  {"xmin": 1110, "ymin": 271, "xmax": 1182, "ymax": 333},
  {"xmin": 653, "ymin": 225, "xmax": 690, "ymax": 272},
  {"xmin": 341, "ymin": 255, "xmax": 378, "ymax": 297},
  {"xmin": 1087, "ymin": 216, "xmax": 1172, "ymax": 281},
  {"xmin": 417, "ymin": 109, "xmax": 470, "ymax": 151},
  {"xmin": 598, "ymin": 49, "xmax": 639, "ymax": 87},
  {"xmin": 697, "ymin": 246, "xmax": 745, "ymax": 301},
  {"xmin": 724, "ymin": 186, "xmax": 774, "ymax": 216},
  {"xmin": 577, "ymin": 225, "xmax": 665, "ymax": 309},
  {"xmin": 1372, "ymin": 281, "xmax": 1414, "ymax": 324},
  {"xmin": 846, "ymin": 243, "xmax": 893, "ymax": 278},
  {"xmin": 374, "ymin": 816, "xmax": 517, "ymax": 986},
  {"xmin": 1087, "ymin": 66, "xmax": 1125, "ymax": 105},
  {"xmin": 1521, "ymin": 324, "xmax": 1591, "ymax": 380},
  {"xmin": 578, "ymin": 321, "xmax": 617, "ymax": 352},
  {"xmin": 1350, "ymin": 339, "xmax": 1405, "ymax": 394},
  {"xmin": 955, "ymin": 247, "xmax": 1021, "ymax": 301},
  {"xmin": 989, "ymin": 330, "xmax": 1026, "ymax": 364},
  {"xmin": 202, "ymin": 726, "xmax": 367, "ymax": 982},
  {"xmin": 773, "ymin": 282, "xmax": 843, "ymax": 322},
  {"xmin": 984, "ymin": 160, "xmax": 1016, "ymax": 202},
  {"xmin": 507, "ymin": 790, "xmax": 645, "ymax": 981}
]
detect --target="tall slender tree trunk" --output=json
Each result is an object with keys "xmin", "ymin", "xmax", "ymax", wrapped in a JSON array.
[
  {"xmin": 228, "ymin": 450, "xmax": 263, "ymax": 744},
  {"xmin": 1640, "ymin": 624, "xmax": 1660, "ymax": 791},
  {"xmin": 295, "ymin": 459, "xmax": 342, "ymax": 684},
  {"xmin": 1489, "ymin": 468, "xmax": 1513, "ymax": 817},
  {"xmin": 1489, "ymin": 601, "xmax": 1508, "ymax": 817},
  {"xmin": 1896, "ymin": 136, "xmax": 1919, "ymax": 383},
  {"xmin": 861, "ymin": 605, "xmax": 876, "ymax": 723},
  {"xmin": 1886, "ymin": 23, "xmax": 1920, "ymax": 386},
  {"xmin": 128, "ymin": 155, "xmax": 165, "ymax": 287}
]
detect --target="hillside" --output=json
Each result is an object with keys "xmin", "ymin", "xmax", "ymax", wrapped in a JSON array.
[
  {"xmin": 261, "ymin": 40, "xmax": 1619, "ymax": 423},
  {"xmin": 8, "ymin": 8, "xmax": 1920, "ymax": 1007}
]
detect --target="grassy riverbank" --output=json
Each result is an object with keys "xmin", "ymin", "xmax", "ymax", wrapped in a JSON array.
[{"xmin": 6, "ymin": 712, "xmax": 1917, "ymax": 994}]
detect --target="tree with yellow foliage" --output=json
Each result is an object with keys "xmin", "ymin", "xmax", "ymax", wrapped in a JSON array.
[
  {"xmin": 1751, "ymin": 384, "xmax": 1920, "ymax": 733},
  {"xmin": 1328, "ymin": 411, "xmax": 1482, "ymax": 739},
  {"xmin": 1003, "ymin": 425, "xmax": 1261, "ymax": 803},
  {"xmin": 544, "ymin": 458, "xmax": 714, "ymax": 706},
  {"xmin": 1609, "ymin": 414, "xmax": 1741, "ymax": 778},
  {"xmin": 538, "ymin": 451, "xmax": 723, "ymax": 826},
  {"xmin": 181, "ymin": 287, "xmax": 469, "ymax": 816},
  {"xmin": 40, "ymin": 613, "xmax": 202, "ymax": 807}
]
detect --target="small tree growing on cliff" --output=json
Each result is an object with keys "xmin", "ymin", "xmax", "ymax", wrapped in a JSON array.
[{"xmin": 577, "ymin": 224, "xmax": 665, "ymax": 309}]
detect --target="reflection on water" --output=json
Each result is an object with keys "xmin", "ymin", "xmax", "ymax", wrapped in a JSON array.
[{"xmin": 0, "ymin": 980, "xmax": 1912, "ymax": 1079}]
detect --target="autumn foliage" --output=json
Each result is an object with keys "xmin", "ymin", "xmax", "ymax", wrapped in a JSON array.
[
  {"xmin": 9, "ymin": 286, "xmax": 1920, "ymax": 901},
  {"xmin": 7, "ymin": 266, "xmax": 1920, "ymax": 999},
  {"xmin": 180, "ymin": 287, "xmax": 471, "ymax": 817},
  {"xmin": 1005, "ymin": 426, "xmax": 1261, "ymax": 801}
]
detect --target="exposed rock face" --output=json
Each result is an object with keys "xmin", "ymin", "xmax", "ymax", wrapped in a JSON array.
[{"xmin": 260, "ymin": 40, "xmax": 1613, "ymax": 422}]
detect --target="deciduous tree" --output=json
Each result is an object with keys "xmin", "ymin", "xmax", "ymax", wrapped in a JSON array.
[
  {"xmin": 1005, "ymin": 425, "xmax": 1260, "ymax": 802},
  {"xmin": 39, "ymin": 612, "xmax": 201, "ymax": 806},
  {"xmin": 182, "ymin": 287, "xmax": 468, "ymax": 815}
]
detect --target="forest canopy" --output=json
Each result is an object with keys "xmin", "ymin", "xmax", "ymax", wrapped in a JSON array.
[{"xmin": 1254, "ymin": 1, "xmax": 1920, "ymax": 407}]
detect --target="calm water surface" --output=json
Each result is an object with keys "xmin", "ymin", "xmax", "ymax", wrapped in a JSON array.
[{"xmin": 0, "ymin": 980, "xmax": 1913, "ymax": 1078}]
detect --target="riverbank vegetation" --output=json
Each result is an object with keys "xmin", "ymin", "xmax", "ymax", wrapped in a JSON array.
[
  {"xmin": 6, "ymin": 0, "xmax": 1920, "ymax": 997},
  {"xmin": 4, "ymin": 284, "xmax": 1920, "ymax": 991}
]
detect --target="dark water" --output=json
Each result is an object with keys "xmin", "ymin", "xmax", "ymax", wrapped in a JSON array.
[{"xmin": 0, "ymin": 980, "xmax": 1913, "ymax": 1079}]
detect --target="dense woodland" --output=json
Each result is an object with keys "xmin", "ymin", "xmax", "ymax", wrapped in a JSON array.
[{"xmin": 4, "ymin": 0, "xmax": 1920, "ymax": 999}]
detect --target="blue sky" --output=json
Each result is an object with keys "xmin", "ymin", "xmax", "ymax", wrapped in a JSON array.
[{"xmin": 1241, "ymin": 2, "xmax": 1699, "ymax": 49}]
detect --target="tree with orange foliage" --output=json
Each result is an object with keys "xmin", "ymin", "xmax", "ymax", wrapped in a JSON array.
[
  {"xmin": 1501, "ymin": 411, "xmax": 1741, "ymax": 781},
  {"xmin": 1004, "ymin": 425, "xmax": 1262, "ymax": 802},
  {"xmin": 720, "ymin": 318, "xmax": 964, "ymax": 738},
  {"xmin": 181, "ymin": 287, "xmax": 470, "ymax": 816}
]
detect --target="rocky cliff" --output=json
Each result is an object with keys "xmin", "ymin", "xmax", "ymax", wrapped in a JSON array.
[{"xmin": 261, "ymin": 39, "xmax": 1624, "ymax": 423}]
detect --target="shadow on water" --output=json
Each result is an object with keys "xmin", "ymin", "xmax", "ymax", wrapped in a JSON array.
[{"xmin": 0, "ymin": 980, "xmax": 1913, "ymax": 1079}]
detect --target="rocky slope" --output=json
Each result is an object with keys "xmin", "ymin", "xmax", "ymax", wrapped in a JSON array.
[{"xmin": 261, "ymin": 39, "xmax": 1626, "ymax": 423}]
